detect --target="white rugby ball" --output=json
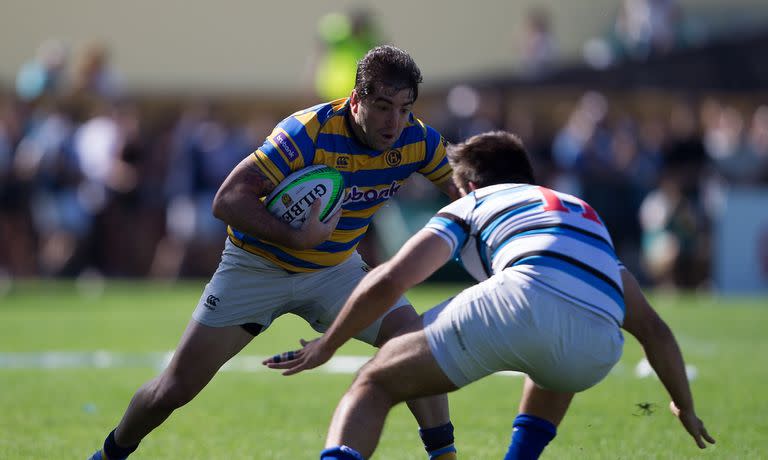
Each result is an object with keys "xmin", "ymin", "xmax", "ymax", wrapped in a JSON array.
[{"xmin": 265, "ymin": 165, "xmax": 345, "ymax": 228}]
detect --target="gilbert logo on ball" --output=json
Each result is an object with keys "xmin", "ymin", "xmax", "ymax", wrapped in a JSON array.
[{"xmin": 265, "ymin": 165, "xmax": 345, "ymax": 228}]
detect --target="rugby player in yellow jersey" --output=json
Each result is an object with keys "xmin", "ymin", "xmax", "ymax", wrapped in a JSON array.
[{"xmin": 88, "ymin": 45, "xmax": 460, "ymax": 460}]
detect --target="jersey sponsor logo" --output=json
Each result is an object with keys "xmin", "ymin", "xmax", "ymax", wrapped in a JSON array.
[
  {"xmin": 335, "ymin": 155, "xmax": 350, "ymax": 170},
  {"xmin": 274, "ymin": 132, "xmax": 299, "ymax": 162},
  {"xmin": 343, "ymin": 181, "xmax": 401, "ymax": 204},
  {"xmin": 385, "ymin": 149, "xmax": 402, "ymax": 167},
  {"xmin": 280, "ymin": 184, "xmax": 328, "ymax": 225}
]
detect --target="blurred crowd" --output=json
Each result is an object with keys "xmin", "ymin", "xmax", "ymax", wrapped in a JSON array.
[
  {"xmin": 3, "ymin": 80, "xmax": 767, "ymax": 289},
  {"xmin": 1, "ymin": 39, "xmax": 279, "ymax": 281},
  {"xmin": 2, "ymin": 2, "xmax": 768, "ymax": 290},
  {"xmin": 430, "ymin": 88, "xmax": 768, "ymax": 289}
]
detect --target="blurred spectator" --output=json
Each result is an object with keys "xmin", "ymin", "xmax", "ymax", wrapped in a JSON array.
[
  {"xmin": 639, "ymin": 101, "xmax": 710, "ymax": 288},
  {"xmin": 438, "ymin": 85, "xmax": 504, "ymax": 144},
  {"xmin": 70, "ymin": 42, "xmax": 121, "ymax": 99},
  {"xmin": 15, "ymin": 39, "xmax": 69, "ymax": 101},
  {"xmin": 519, "ymin": 7, "xmax": 559, "ymax": 78},
  {"xmin": 71, "ymin": 101, "xmax": 145, "ymax": 276},
  {"xmin": 0, "ymin": 98, "xmax": 37, "ymax": 277},
  {"xmin": 13, "ymin": 101, "xmax": 86, "ymax": 276},
  {"xmin": 745, "ymin": 106, "xmax": 768, "ymax": 184},
  {"xmin": 702, "ymin": 101, "xmax": 768, "ymax": 184},
  {"xmin": 312, "ymin": 8, "xmax": 383, "ymax": 101},
  {"xmin": 615, "ymin": 0, "xmax": 683, "ymax": 59},
  {"xmin": 149, "ymin": 104, "xmax": 261, "ymax": 279},
  {"xmin": 583, "ymin": 0, "xmax": 687, "ymax": 68},
  {"xmin": 550, "ymin": 91, "xmax": 611, "ymax": 197}
]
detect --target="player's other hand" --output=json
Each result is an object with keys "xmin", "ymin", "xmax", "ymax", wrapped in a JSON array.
[
  {"xmin": 669, "ymin": 401, "xmax": 716, "ymax": 449},
  {"xmin": 289, "ymin": 200, "xmax": 341, "ymax": 250},
  {"xmin": 263, "ymin": 338, "xmax": 335, "ymax": 376}
]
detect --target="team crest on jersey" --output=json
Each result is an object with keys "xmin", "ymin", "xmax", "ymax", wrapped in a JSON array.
[
  {"xmin": 335, "ymin": 155, "xmax": 350, "ymax": 170},
  {"xmin": 281, "ymin": 194, "xmax": 293, "ymax": 206},
  {"xmin": 385, "ymin": 149, "xmax": 402, "ymax": 167}
]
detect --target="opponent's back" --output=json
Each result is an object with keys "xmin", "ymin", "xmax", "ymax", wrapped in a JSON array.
[{"xmin": 426, "ymin": 183, "xmax": 625, "ymax": 325}]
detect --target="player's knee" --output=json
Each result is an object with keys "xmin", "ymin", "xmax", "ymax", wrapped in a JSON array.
[{"xmin": 353, "ymin": 364, "xmax": 400, "ymax": 406}]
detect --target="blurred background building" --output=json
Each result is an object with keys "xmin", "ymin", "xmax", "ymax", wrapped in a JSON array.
[{"xmin": 1, "ymin": 0, "xmax": 767, "ymax": 294}]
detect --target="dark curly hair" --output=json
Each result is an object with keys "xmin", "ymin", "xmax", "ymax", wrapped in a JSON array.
[{"xmin": 354, "ymin": 45, "xmax": 423, "ymax": 101}]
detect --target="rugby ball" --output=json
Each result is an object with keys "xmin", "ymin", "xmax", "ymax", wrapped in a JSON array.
[{"xmin": 265, "ymin": 165, "xmax": 345, "ymax": 228}]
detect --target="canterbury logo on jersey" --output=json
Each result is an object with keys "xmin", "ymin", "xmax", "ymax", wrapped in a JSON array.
[{"xmin": 343, "ymin": 181, "xmax": 401, "ymax": 204}]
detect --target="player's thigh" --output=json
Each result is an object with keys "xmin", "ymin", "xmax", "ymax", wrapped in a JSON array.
[
  {"xmin": 360, "ymin": 326, "xmax": 459, "ymax": 401},
  {"xmin": 421, "ymin": 272, "xmax": 555, "ymax": 388},
  {"xmin": 193, "ymin": 238, "xmax": 293, "ymax": 332},
  {"xmin": 297, "ymin": 252, "xmax": 410, "ymax": 345},
  {"xmin": 164, "ymin": 318, "xmax": 253, "ymax": 389}
]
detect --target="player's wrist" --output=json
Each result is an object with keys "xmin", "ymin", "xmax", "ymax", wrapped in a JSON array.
[{"xmin": 319, "ymin": 335, "xmax": 342, "ymax": 354}]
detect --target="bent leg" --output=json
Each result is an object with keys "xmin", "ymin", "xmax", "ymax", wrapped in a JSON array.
[
  {"xmin": 503, "ymin": 377, "xmax": 574, "ymax": 460},
  {"xmin": 113, "ymin": 319, "xmax": 253, "ymax": 446},
  {"xmin": 328, "ymin": 323, "xmax": 458, "ymax": 459},
  {"xmin": 518, "ymin": 376, "xmax": 574, "ymax": 426},
  {"xmin": 375, "ymin": 306, "xmax": 451, "ymax": 430}
]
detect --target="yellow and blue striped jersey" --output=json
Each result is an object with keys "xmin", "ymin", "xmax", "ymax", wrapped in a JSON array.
[{"xmin": 228, "ymin": 98, "xmax": 453, "ymax": 272}]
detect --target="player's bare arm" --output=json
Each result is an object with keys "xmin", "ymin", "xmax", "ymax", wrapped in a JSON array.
[
  {"xmin": 620, "ymin": 268, "xmax": 715, "ymax": 449},
  {"xmin": 212, "ymin": 156, "xmax": 339, "ymax": 249},
  {"xmin": 265, "ymin": 229, "xmax": 452, "ymax": 375}
]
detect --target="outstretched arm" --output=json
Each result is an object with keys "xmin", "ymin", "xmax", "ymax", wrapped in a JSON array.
[
  {"xmin": 620, "ymin": 268, "xmax": 715, "ymax": 449},
  {"xmin": 265, "ymin": 229, "xmax": 452, "ymax": 375}
]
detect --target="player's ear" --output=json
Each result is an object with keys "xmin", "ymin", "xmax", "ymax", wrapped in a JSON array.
[{"xmin": 350, "ymin": 90, "xmax": 361, "ymax": 113}]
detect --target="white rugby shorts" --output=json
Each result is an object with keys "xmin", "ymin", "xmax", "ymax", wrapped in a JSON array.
[
  {"xmin": 423, "ymin": 268, "xmax": 624, "ymax": 392},
  {"xmin": 193, "ymin": 238, "xmax": 409, "ymax": 345}
]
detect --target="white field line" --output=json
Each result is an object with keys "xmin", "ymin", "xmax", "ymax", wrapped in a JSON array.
[
  {"xmin": 0, "ymin": 351, "xmax": 517, "ymax": 376},
  {"xmin": 0, "ymin": 352, "xmax": 696, "ymax": 380}
]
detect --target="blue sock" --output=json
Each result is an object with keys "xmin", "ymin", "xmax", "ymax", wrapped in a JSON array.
[
  {"xmin": 504, "ymin": 414, "xmax": 557, "ymax": 460},
  {"xmin": 419, "ymin": 422, "xmax": 457, "ymax": 458},
  {"xmin": 103, "ymin": 429, "xmax": 139, "ymax": 460},
  {"xmin": 320, "ymin": 445, "xmax": 365, "ymax": 460}
]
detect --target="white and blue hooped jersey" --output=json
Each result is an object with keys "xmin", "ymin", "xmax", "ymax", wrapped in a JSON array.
[{"xmin": 425, "ymin": 184, "xmax": 625, "ymax": 326}]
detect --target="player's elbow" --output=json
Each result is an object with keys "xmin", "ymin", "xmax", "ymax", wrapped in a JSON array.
[
  {"xmin": 632, "ymin": 312, "xmax": 673, "ymax": 346},
  {"xmin": 211, "ymin": 189, "xmax": 231, "ymax": 223}
]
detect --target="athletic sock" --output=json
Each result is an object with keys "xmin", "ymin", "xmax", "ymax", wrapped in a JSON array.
[
  {"xmin": 102, "ymin": 429, "xmax": 139, "ymax": 460},
  {"xmin": 504, "ymin": 414, "xmax": 557, "ymax": 460},
  {"xmin": 419, "ymin": 422, "xmax": 457, "ymax": 459},
  {"xmin": 320, "ymin": 445, "xmax": 366, "ymax": 460}
]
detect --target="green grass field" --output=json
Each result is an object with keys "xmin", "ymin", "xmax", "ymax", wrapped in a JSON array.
[{"xmin": 1, "ymin": 280, "xmax": 766, "ymax": 459}]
